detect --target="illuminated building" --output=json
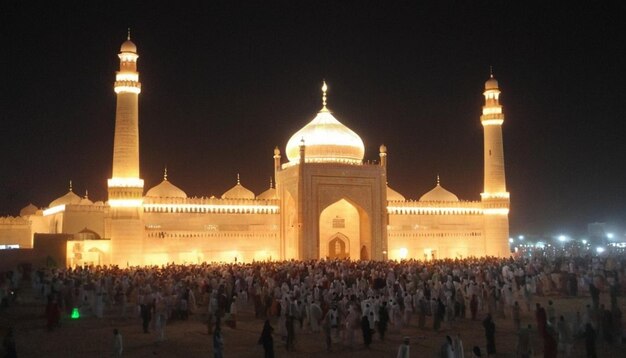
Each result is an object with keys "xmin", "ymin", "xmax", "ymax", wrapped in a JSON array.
[{"xmin": 0, "ymin": 36, "xmax": 511, "ymax": 265}]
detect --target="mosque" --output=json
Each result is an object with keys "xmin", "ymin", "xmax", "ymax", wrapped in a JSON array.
[{"xmin": 0, "ymin": 35, "xmax": 511, "ymax": 266}]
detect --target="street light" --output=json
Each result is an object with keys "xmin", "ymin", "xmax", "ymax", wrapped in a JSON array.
[{"xmin": 558, "ymin": 235, "xmax": 567, "ymax": 242}]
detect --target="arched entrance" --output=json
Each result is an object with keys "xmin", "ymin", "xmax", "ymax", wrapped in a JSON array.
[
  {"xmin": 328, "ymin": 234, "xmax": 349, "ymax": 259},
  {"xmin": 319, "ymin": 198, "xmax": 369, "ymax": 260},
  {"xmin": 360, "ymin": 245, "xmax": 369, "ymax": 260}
]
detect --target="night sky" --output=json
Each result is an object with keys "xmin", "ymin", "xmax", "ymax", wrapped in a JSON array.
[{"xmin": 1, "ymin": 1, "xmax": 625, "ymax": 237}]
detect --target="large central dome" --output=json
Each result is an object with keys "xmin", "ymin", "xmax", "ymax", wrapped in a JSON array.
[{"xmin": 285, "ymin": 82, "xmax": 365, "ymax": 164}]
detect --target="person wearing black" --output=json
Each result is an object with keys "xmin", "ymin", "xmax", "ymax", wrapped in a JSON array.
[
  {"xmin": 361, "ymin": 315, "xmax": 372, "ymax": 348},
  {"xmin": 584, "ymin": 323, "xmax": 597, "ymax": 358},
  {"xmin": 140, "ymin": 302, "xmax": 152, "ymax": 333},
  {"xmin": 2, "ymin": 327, "xmax": 17, "ymax": 358},
  {"xmin": 378, "ymin": 301, "xmax": 389, "ymax": 341},
  {"xmin": 589, "ymin": 283, "xmax": 600, "ymax": 310},
  {"xmin": 258, "ymin": 320, "xmax": 274, "ymax": 358},
  {"xmin": 482, "ymin": 314, "xmax": 496, "ymax": 357},
  {"xmin": 286, "ymin": 314, "xmax": 295, "ymax": 351}
]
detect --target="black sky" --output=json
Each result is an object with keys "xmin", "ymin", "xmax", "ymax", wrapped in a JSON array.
[{"xmin": 1, "ymin": 1, "xmax": 625, "ymax": 237}]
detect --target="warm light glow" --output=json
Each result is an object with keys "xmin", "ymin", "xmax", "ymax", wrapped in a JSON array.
[
  {"xmin": 483, "ymin": 208, "xmax": 509, "ymax": 215},
  {"xmin": 399, "ymin": 247, "xmax": 408, "ymax": 259},
  {"xmin": 43, "ymin": 204, "xmax": 66, "ymax": 216},
  {"xmin": 285, "ymin": 110, "xmax": 365, "ymax": 164},
  {"xmin": 119, "ymin": 53, "xmax": 138, "ymax": 61},
  {"xmin": 143, "ymin": 203, "xmax": 279, "ymax": 214},
  {"xmin": 387, "ymin": 206, "xmax": 483, "ymax": 215},
  {"xmin": 108, "ymin": 178, "xmax": 144, "ymax": 188},
  {"xmin": 114, "ymin": 85, "xmax": 141, "ymax": 94},
  {"xmin": 481, "ymin": 119, "xmax": 504, "ymax": 126},
  {"xmin": 115, "ymin": 72, "xmax": 139, "ymax": 82},
  {"xmin": 482, "ymin": 107, "xmax": 502, "ymax": 115},
  {"xmin": 109, "ymin": 199, "xmax": 143, "ymax": 207},
  {"xmin": 481, "ymin": 192, "xmax": 510, "ymax": 199}
]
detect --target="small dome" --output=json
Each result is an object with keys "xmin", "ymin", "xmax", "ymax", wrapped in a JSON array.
[
  {"xmin": 257, "ymin": 187, "xmax": 277, "ymax": 200},
  {"xmin": 485, "ymin": 76, "xmax": 499, "ymax": 90},
  {"xmin": 49, "ymin": 190, "xmax": 82, "ymax": 208},
  {"xmin": 146, "ymin": 179, "xmax": 187, "ymax": 198},
  {"xmin": 94, "ymin": 201, "xmax": 104, "ymax": 206},
  {"xmin": 222, "ymin": 176, "xmax": 255, "ymax": 199},
  {"xmin": 120, "ymin": 39, "xmax": 137, "ymax": 53},
  {"xmin": 386, "ymin": 185, "xmax": 405, "ymax": 201},
  {"xmin": 20, "ymin": 203, "xmax": 38, "ymax": 217},
  {"xmin": 80, "ymin": 197, "xmax": 93, "ymax": 205},
  {"xmin": 419, "ymin": 180, "xmax": 459, "ymax": 202}
]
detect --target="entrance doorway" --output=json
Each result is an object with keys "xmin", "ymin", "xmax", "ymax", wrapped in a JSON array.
[{"xmin": 328, "ymin": 236, "xmax": 348, "ymax": 259}]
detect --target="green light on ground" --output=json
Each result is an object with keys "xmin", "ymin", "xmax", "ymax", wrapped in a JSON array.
[{"xmin": 71, "ymin": 308, "xmax": 80, "ymax": 319}]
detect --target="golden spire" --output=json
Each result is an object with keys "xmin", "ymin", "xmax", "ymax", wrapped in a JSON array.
[
  {"xmin": 489, "ymin": 65, "xmax": 494, "ymax": 78},
  {"xmin": 436, "ymin": 174, "xmax": 440, "ymax": 186},
  {"xmin": 127, "ymin": 27, "xmax": 131, "ymax": 40},
  {"xmin": 164, "ymin": 166, "xmax": 168, "ymax": 181},
  {"xmin": 69, "ymin": 180, "xmax": 73, "ymax": 192},
  {"xmin": 321, "ymin": 80, "xmax": 328, "ymax": 110},
  {"xmin": 269, "ymin": 177, "xmax": 273, "ymax": 189},
  {"xmin": 237, "ymin": 173, "xmax": 241, "ymax": 185},
  {"xmin": 85, "ymin": 190, "xmax": 89, "ymax": 199}
]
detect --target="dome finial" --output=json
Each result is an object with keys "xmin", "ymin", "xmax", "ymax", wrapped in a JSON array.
[
  {"xmin": 69, "ymin": 180, "xmax": 73, "ymax": 192},
  {"xmin": 489, "ymin": 65, "xmax": 494, "ymax": 78},
  {"xmin": 127, "ymin": 27, "xmax": 131, "ymax": 41},
  {"xmin": 237, "ymin": 173, "xmax": 241, "ymax": 185},
  {"xmin": 436, "ymin": 174, "xmax": 440, "ymax": 186},
  {"xmin": 163, "ymin": 166, "xmax": 168, "ymax": 181},
  {"xmin": 321, "ymin": 80, "xmax": 328, "ymax": 110},
  {"xmin": 269, "ymin": 177, "xmax": 273, "ymax": 189},
  {"xmin": 84, "ymin": 190, "xmax": 89, "ymax": 199}
]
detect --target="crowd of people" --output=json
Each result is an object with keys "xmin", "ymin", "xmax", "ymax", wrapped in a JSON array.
[{"xmin": 1, "ymin": 253, "xmax": 625, "ymax": 357}]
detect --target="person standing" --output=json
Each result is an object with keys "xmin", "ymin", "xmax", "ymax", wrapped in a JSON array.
[
  {"xmin": 397, "ymin": 336, "xmax": 410, "ymax": 358},
  {"xmin": 516, "ymin": 324, "xmax": 532, "ymax": 358},
  {"xmin": 378, "ymin": 302, "xmax": 389, "ymax": 341},
  {"xmin": 259, "ymin": 320, "xmax": 274, "ymax": 358},
  {"xmin": 2, "ymin": 327, "xmax": 17, "ymax": 358},
  {"xmin": 112, "ymin": 328, "xmax": 123, "ymax": 358},
  {"xmin": 286, "ymin": 314, "xmax": 295, "ymax": 351},
  {"xmin": 512, "ymin": 301, "xmax": 521, "ymax": 332},
  {"xmin": 482, "ymin": 314, "xmax": 496, "ymax": 357},
  {"xmin": 453, "ymin": 333, "xmax": 465, "ymax": 358},
  {"xmin": 441, "ymin": 335, "xmax": 454, "ymax": 357},
  {"xmin": 140, "ymin": 303, "xmax": 152, "ymax": 333},
  {"xmin": 361, "ymin": 315, "xmax": 372, "ymax": 348},
  {"xmin": 584, "ymin": 323, "xmax": 597, "ymax": 358},
  {"xmin": 470, "ymin": 294, "xmax": 478, "ymax": 320},
  {"xmin": 213, "ymin": 326, "xmax": 224, "ymax": 358}
]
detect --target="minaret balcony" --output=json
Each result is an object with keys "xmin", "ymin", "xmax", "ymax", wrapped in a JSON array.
[{"xmin": 114, "ymin": 81, "xmax": 141, "ymax": 94}]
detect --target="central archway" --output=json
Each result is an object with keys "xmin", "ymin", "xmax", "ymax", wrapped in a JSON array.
[{"xmin": 319, "ymin": 198, "xmax": 368, "ymax": 259}]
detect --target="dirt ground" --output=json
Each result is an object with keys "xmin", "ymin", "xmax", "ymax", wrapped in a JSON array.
[{"xmin": 1, "ymin": 283, "xmax": 625, "ymax": 357}]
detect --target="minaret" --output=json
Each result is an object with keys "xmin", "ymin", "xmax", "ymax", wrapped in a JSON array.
[
  {"xmin": 107, "ymin": 31, "xmax": 145, "ymax": 266},
  {"xmin": 480, "ymin": 69, "xmax": 510, "ymax": 257},
  {"xmin": 107, "ymin": 30, "xmax": 144, "ymax": 206}
]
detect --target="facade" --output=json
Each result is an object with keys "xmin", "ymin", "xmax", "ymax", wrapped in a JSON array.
[{"xmin": 0, "ymin": 37, "xmax": 510, "ymax": 266}]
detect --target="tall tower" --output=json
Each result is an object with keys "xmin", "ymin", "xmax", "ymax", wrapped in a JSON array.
[
  {"xmin": 480, "ymin": 71, "xmax": 510, "ymax": 257},
  {"xmin": 107, "ymin": 31, "xmax": 145, "ymax": 265},
  {"xmin": 108, "ymin": 31, "xmax": 144, "ymax": 205}
]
